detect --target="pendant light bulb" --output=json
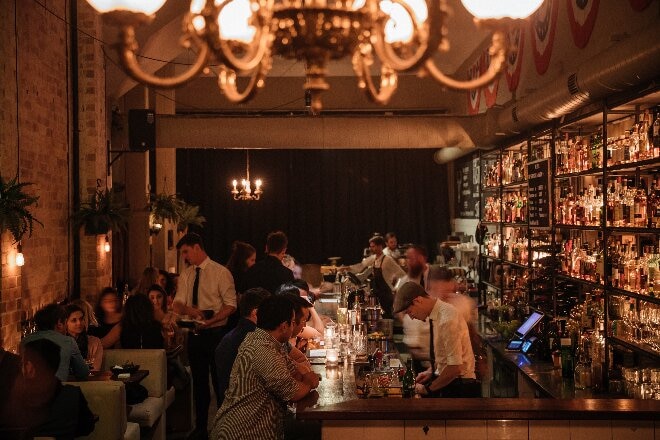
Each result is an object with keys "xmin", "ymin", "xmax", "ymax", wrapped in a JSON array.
[
  {"xmin": 104, "ymin": 235, "xmax": 111, "ymax": 253},
  {"xmin": 15, "ymin": 243, "xmax": 25, "ymax": 267}
]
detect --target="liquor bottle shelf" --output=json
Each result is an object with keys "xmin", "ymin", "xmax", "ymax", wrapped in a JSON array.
[
  {"xmin": 555, "ymin": 168, "xmax": 604, "ymax": 179},
  {"xmin": 482, "ymin": 186, "xmax": 500, "ymax": 192},
  {"xmin": 501, "ymin": 181, "xmax": 528, "ymax": 190},
  {"xmin": 502, "ymin": 222, "xmax": 529, "ymax": 228},
  {"xmin": 555, "ymin": 274, "xmax": 605, "ymax": 290},
  {"xmin": 481, "ymin": 221, "xmax": 501, "ymax": 226},
  {"xmin": 606, "ymin": 287, "xmax": 660, "ymax": 305},
  {"xmin": 479, "ymin": 280, "xmax": 501, "ymax": 291},
  {"xmin": 605, "ymin": 226, "xmax": 660, "ymax": 234},
  {"xmin": 609, "ymin": 336, "xmax": 660, "ymax": 360},
  {"xmin": 501, "ymin": 260, "xmax": 529, "ymax": 270},
  {"xmin": 606, "ymin": 157, "xmax": 660, "ymax": 173},
  {"xmin": 554, "ymin": 223, "xmax": 602, "ymax": 231}
]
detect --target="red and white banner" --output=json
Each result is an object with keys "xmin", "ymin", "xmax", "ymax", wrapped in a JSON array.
[
  {"xmin": 566, "ymin": 0, "xmax": 600, "ymax": 49},
  {"xmin": 466, "ymin": 57, "xmax": 482, "ymax": 115},
  {"xmin": 482, "ymin": 49, "xmax": 500, "ymax": 108},
  {"xmin": 530, "ymin": 0, "xmax": 559, "ymax": 75},
  {"xmin": 629, "ymin": 0, "xmax": 653, "ymax": 11},
  {"xmin": 505, "ymin": 25, "xmax": 525, "ymax": 92}
]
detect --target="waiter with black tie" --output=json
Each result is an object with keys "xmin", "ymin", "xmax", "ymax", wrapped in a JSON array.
[{"xmin": 174, "ymin": 233, "xmax": 237, "ymax": 440}]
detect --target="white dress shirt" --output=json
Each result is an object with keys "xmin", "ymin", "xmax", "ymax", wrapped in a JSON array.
[
  {"xmin": 428, "ymin": 299, "xmax": 475, "ymax": 379},
  {"xmin": 349, "ymin": 254, "xmax": 406, "ymax": 290},
  {"xmin": 175, "ymin": 257, "xmax": 237, "ymax": 328}
]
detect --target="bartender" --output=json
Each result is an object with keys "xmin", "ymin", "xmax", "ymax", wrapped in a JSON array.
[{"xmin": 342, "ymin": 235, "xmax": 405, "ymax": 318}]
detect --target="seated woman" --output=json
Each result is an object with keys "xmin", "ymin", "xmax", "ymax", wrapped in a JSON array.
[
  {"xmin": 132, "ymin": 267, "xmax": 159, "ymax": 297},
  {"xmin": 147, "ymin": 284, "xmax": 179, "ymax": 349},
  {"xmin": 64, "ymin": 303, "xmax": 103, "ymax": 371},
  {"xmin": 88, "ymin": 287, "xmax": 122, "ymax": 349},
  {"xmin": 120, "ymin": 294, "xmax": 164, "ymax": 349}
]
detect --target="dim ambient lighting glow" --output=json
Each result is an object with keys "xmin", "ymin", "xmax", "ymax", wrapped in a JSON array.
[
  {"xmin": 15, "ymin": 243, "xmax": 25, "ymax": 267},
  {"xmin": 85, "ymin": 0, "xmax": 545, "ymax": 114},
  {"xmin": 231, "ymin": 150, "xmax": 263, "ymax": 201},
  {"xmin": 104, "ymin": 235, "xmax": 111, "ymax": 253}
]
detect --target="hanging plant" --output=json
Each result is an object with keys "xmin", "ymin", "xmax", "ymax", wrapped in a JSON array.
[
  {"xmin": 149, "ymin": 192, "xmax": 184, "ymax": 224},
  {"xmin": 0, "ymin": 175, "xmax": 43, "ymax": 243},
  {"xmin": 176, "ymin": 202, "xmax": 206, "ymax": 233},
  {"xmin": 72, "ymin": 187, "xmax": 131, "ymax": 235}
]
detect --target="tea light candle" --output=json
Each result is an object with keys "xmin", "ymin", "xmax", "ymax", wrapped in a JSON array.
[{"xmin": 326, "ymin": 348, "xmax": 339, "ymax": 366}]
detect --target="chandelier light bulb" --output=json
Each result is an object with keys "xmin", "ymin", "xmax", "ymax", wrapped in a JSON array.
[
  {"xmin": 460, "ymin": 0, "xmax": 545, "ymax": 20},
  {"xmin": 15, "ymin": 244, "xmax": 25, "ymax": 267},
  {"xmin": 217, "ymin": 0, "xmax": 256, "ymax": 43},
  {"xmin": 85, "ymin": 0, "xmax": 168, "ymax": 15},
  {"xmin": 104, "ymin": 235, "xmax": 111, "ymax": 253}
]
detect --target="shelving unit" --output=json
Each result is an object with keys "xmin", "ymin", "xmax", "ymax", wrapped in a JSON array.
[{"xmin": 477, "ymin": 87, "xmax": 660, "ymax": 376}]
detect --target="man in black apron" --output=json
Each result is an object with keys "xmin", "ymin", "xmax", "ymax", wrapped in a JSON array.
[{"xmin": 346, "ymin": 236, "xmax": 406, "ymax": 318}]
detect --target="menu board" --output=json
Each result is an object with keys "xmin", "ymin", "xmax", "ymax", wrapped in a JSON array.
[
  {"xmin": 454, "ymin": 153, "xmax": 481, "ymax": 219},
  {"xmin": 527, "ymin": 159, "xmax": 551, "ymax": 228}
]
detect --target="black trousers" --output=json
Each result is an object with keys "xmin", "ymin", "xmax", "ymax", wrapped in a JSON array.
[
  {"xmin": 188, "ymin": 326, "xmax": 228, "ymax": 431},
  {"xmin": 425, "ymin": 378, "xmax": 481, "ymax": 398}
]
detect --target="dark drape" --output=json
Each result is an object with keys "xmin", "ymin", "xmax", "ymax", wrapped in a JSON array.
[{"xmin": 176, "ymin": 149, "xmax": 450, "ymax": 265}]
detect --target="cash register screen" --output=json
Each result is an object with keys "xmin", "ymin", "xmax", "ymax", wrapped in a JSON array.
[{"xmin": 514, "ymin": 311, "xmax": 544, "ymax": 339}]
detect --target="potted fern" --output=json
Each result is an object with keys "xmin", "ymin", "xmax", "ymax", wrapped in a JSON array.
[
  {"xmin": 176, "ymin": 202, "xmax": 206, "ymax": 233},
  {"xmin": 0, "ymin": 175, "xmax": 43, "ymax": 242},
  {"xmin": 73, "ymin": 187, "xmax": 130, "ymax": 235},
  {"xmin": 149, "ymin": 192, "xmax": 183, "ymax": 235}
]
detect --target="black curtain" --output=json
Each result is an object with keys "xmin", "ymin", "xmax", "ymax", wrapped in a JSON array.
[{"xmin": 177, "ymin": 149, "xmax": 450, "ymax": 265}]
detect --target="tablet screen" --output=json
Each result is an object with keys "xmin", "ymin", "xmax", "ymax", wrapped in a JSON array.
[{"xmin": 515, "ymin": 311, "xmax": 544, "ymax": 338}]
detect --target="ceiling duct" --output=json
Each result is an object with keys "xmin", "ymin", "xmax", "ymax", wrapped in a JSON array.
[{"xmin": 493, "ymin": 23, "xmax": 660, "ymax": 138}]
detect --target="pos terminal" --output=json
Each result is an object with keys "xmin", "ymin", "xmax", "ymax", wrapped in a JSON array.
[{"xmin": 505, "ymin": 311, "xmax": 544, "ymax": 353}]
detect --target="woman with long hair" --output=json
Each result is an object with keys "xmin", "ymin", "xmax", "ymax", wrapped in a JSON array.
[
  {"xmin": 89, "ymin": 287, "xmax": 122, "ymax": 349},
  {"xmin": 226, "ymin": 241, "xmax": 256, "ymax": 294},
  {"xmin": 64, "ymin": 303, "xmax": 103, "ymax": 371},
  {"xmin": 147, "ymin": 284, "xmax": 178, "ymax": 348},
  {"xmin": 120, "ymin": 294, "xmax": 164, "ymax": 349},
  {"xmin": 132, "ymin": 267, "xmax": 159, "ymax": 297}
]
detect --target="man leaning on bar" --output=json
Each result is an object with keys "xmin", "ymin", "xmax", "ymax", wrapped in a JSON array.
[{"xmin": 394, "ymin": 282, "xmax": 480, "ymax": 398}]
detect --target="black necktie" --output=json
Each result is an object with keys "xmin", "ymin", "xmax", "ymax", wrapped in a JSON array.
[
  {"xmin": 192, "ymin": 267, "xmax": 201, "ymax": 307},
  {"xmin": 429, "ymin": 318, "xmax": 435, "ymax": 373}
]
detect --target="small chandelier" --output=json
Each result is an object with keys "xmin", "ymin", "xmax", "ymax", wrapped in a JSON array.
[
  {"xmin": 85, "ymin": 0, "xmax": 544, "ymax": 114},
  {"xmin": 231, "ymin": 150, "xmax": 263, "ymax": 201}
]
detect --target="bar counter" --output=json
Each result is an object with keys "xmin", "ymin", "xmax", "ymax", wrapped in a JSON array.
[{"xmin": 297, "ymin": 362, "xmax": 660, "ymax": 439}]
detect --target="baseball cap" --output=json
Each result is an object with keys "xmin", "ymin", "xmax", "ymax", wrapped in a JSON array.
[{"xmin": 393, "ymin": 281, "xmax": 428, "ymax": 314}]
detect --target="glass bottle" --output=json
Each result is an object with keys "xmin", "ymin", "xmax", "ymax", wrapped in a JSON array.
[
  {"xmin": 560, "ymin": 338, "xmax": 574, "ymax": 379},
  {"xmin": 402, "ymin": 358, "xmax": 416, "ymax": 398},
  {"xmin": 122, "ymin": 283, "xmax": 130, "ymax": 306}
]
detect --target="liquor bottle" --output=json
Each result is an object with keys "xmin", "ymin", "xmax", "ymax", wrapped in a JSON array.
[
  {"xmin": 633, "ymin": 180, "xmax": 647, "ymax": 227},
  {"xmin": 648, "ymin": 177, "xmax": 660, "ymax": 228},
  {"xmin": 591, "ymin": 132, "xmax": 602, "ymax": 169},
  {"xmin": 560, "ymin": 338, "xmax": 574, "ymax": 379},
  {"xmin": 402, "ymin": 358, "xmax": 416, "ymax": 398},
  {"xmin": 652, "ymin": 110, "xmax": 660, "ymax": 155},
  {"xmin": 122, "ymin": 283, "xmax": 130, "ymax": 306}
]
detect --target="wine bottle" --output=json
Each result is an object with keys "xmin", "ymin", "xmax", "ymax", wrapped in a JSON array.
[{"xmin": 402, "ymin": 358, "xmax": 416, "ymax": 398}]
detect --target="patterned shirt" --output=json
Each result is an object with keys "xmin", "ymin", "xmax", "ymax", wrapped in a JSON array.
[{"xmin": 211, "ymin": 328, "xmax": 299, "ymax": 440}]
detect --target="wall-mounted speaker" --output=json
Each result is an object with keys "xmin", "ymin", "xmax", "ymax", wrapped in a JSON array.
[{"xmin": 128, "ymin": 109, "xmax": 156, "ymax": 151}]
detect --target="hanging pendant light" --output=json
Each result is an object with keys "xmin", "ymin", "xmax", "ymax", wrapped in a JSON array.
[{"xmin": 231, "ymin": 150, "xmax": 263, "ymax": 201}]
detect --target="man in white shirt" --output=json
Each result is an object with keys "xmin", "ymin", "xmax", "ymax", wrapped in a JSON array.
[
  {"xmin": 393, "ymin": 282, "xmax": 479, "ymax": 398},
  {"xmin": 383, "ymin": 232, "xmax": 401, "ymax": 260},
  {"xmin": 344, "ymin": 235, "xmax": 405, "ymax": 317},
  {"xmin": 174, "ymin": 233, "xmax": 237, "ymax": 439}
]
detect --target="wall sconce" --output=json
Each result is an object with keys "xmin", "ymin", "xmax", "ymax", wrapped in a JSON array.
[
  {"xmin": 15, "ymin": 243, "xmax": 25, "ymax": 267},
  {"xmin": 104, "ymin": 235, "xmax": 111, "ymax": 253}
]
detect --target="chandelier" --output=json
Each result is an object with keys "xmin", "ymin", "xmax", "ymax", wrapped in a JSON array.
[
  {"xmin": 86, "ymin": 0, "xmax": 544, "ymax": 113},
  {"xmin": 231, "ymin": 151, "xmax": 263, "ymax": 200}
]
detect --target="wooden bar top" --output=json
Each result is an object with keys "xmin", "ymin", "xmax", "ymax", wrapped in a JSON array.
[{"xmin": 296, "ymin": 364, "xmax": 660, "ymax": 421}]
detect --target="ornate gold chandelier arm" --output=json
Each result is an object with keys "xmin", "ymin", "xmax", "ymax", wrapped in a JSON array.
[
  {"xmin": 218, "ymin": 56, "xmax": 272, "ymax": 102},
  {"xmin": 208, "ymin": 0, "xmax": 273, "ymax": 73},
  {"xmin": 424, "ymin": 29, "xmax": 508, "ymax": 90},
  {"xmin": 352, "ymin": 51, "xmax": 398, "ymax": 105},
  {"xmin": 368, "ymin": 0, "xmax": 446, "ymax": 73},
  {"xmin": 116, "ymin": 26, "xmax": 209, "ymax": 88}
]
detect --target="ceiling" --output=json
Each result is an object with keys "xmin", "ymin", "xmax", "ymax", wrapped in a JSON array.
[{"xmin": 102, "ymin": 0, "xmax": 491, "ymax": 115}]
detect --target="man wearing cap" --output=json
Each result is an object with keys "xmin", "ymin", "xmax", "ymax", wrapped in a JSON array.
[{"xmin": 393, "ymin": 282, "xmax": 480, "ymax": 398}]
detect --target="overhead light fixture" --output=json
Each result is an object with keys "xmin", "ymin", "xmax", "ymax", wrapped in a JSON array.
[
  {"xmin": 86, "ymin": 0, "xmax": 544, "ymax": 114},
  {"xmin": 15, "ymin": 243, "xmax": 25, "ymax": 267},
  {"xmin": 104, "ymin": 235, "xmax": 112, "ymax": 253},
  {"xmin": 231, "ymin": 150, "xmax": 263, "ymax": 201}
]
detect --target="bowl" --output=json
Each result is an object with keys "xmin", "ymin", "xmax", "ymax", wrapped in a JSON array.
[{"xmin": 111, "ymin": 364, "xmax": 139, "ymax": 376}]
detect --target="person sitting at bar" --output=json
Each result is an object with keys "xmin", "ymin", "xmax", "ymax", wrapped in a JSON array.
[
  {"xmin": 343, "ymin": 235, "xmax": 405, "ymax": 318},
  {"xmin": 148, "ymin": 284, "xmax": 178, "ymax": 346},
  {"xmin": 88, "ymin": 287, "xmax": 123, "ymax": 349},
  {"xmin": 393, "ymin": 282, "xmax": 479, "ymax": 398},
  {"xmin": 281, "ymin": 281, "xmax": 325, "ymax": 337},
  {"xmin": 120, "ymin": 294, "xmax": 165, "ymax": 349},
  {"xmin": 214, "ymin": 288, "xmax": 271, "ymax": 407},
  {"xmin": 211, "ymin": 295, "xmax": 318, "ymax": 440},
  {"xmin": 21, "ymin": 303, "xmax": 89, "ymax": 381},
  {"xmin": 383, "ymin": 231, "xmax": 402, "ymax": 260},
  {"xmin": 4, "ymin": 339, "xmax": 96, "ymax": 439},
  {"xmin": 64, "ymin": 303, "xmax": 103, "ymax": 371},
  {"xmin": 280, "ymin": 292, "xmax": 316, "ymax": 374},
  {"xmin": 244, "ymin": 231, "xmax": 295, "ymax": 295}
]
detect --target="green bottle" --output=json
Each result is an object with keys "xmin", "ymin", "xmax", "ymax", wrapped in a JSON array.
[{"xmin": 402, "ymin": 358, "xmax": 416, "ymax": 398}]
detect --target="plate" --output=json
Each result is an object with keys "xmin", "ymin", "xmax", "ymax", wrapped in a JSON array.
[{"xmin": 111, "ymin": 364, "xmax": 139, "ymax": 375}]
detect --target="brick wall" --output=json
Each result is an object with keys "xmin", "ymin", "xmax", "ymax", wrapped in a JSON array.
[{"xmin": 0, "ymin": 0, "xmax": 110, "ymax": 351}]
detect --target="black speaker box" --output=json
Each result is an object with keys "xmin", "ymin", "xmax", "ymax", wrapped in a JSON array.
[{"xmin": 128, "ymin": 109, "xmax": 156, "ymax": 151}]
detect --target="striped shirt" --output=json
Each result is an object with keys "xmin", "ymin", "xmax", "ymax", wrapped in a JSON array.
[{"xmin": 211, "ymin": 328, "xmax": 299, "ymax": 440}]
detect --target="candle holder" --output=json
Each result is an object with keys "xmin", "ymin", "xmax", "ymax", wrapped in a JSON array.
[{"xmin": 325, "ymin": 348, "xmax": 339, "ymax": 367}]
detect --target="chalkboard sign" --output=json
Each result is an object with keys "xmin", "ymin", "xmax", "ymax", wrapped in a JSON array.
[
  {"xmin": 454, "ymin": 153, "xmax": 481, "ymax": 219},
  {"xmin": 527, "ymin": 159, "xmax": 551, "ymax": 228}
]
